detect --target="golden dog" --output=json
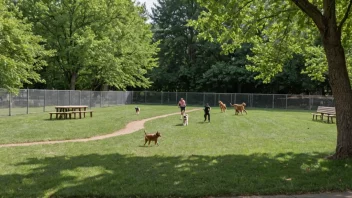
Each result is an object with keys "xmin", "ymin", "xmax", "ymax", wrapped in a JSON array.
[
  {"xmin": 230, "ymin": 102, "xmax": 247, "ymax": 115},
  {"xmin": 218, "ymin": 101, "xmax": 227, "ymax": 113}
]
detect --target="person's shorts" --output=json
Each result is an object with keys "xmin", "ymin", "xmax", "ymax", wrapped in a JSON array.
[{"xmin": 180, "ymin": 106, "xmax": 186, "ymax": 112}]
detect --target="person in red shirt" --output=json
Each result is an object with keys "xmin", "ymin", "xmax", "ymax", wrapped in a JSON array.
[{"xmin": 177, "ymin": 98, "xmax": 186, "ymax": 119}]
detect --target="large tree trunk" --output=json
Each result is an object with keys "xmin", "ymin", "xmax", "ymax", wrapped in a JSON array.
[
  {"xmin": 322, "ymin": 34, "xmax": 352, "ymax": 159},
  {"xmin": 70, "ymin": 73, "xmax": 77, "ymax": 90}
]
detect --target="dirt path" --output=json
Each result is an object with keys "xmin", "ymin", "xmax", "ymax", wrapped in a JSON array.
[{"xmin": 0, "ymin": 108, "xmax": 202, "ymax": 148}]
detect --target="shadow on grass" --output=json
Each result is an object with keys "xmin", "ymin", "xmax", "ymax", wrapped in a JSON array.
[{"xmin": 1, "ymin": 152, "xmax": 352, "ymax": 197}]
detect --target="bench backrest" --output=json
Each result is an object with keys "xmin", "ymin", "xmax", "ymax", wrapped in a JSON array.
[{"xmin": 316, "ymin": 106, "xmax": 336, "ymax": 114}]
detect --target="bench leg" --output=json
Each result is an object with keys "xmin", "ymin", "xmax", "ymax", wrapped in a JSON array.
[
  {"xmin": 79, "ymin": 112, "xmax": 82, "ymax": 119},
  {"xmin": 50, "ymin": 114, "xmax": 52, "ymax": 120},
  {"xmin": 83, "ymin": 112, "xmax": 86, "ymax": 118},
  {"xmin": 90, "ymin": 112, "xmax": 93, "ymax": 117}
]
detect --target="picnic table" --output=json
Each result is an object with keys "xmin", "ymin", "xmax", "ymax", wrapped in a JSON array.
[
  {"xmin": 312, "ymin": 106, "xmax": 336, "ymax": 123},
  {"xmin": 49, "ymin": 105, "xmax": 93, "ymax": 120}
]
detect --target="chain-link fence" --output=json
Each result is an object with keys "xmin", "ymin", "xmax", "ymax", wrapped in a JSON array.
[{"xmin": 0, "ymin": 89, "xmax": 335, "ymax": 116}]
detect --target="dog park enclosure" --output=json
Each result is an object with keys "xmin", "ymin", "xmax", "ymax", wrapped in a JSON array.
[{"xmin": 0, "ymin": 89, "xmax": 335, "ymax": 116}]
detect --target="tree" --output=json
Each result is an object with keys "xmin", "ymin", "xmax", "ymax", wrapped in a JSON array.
[
  {"xmin": 191, "ymin": 1, "xmax": 352, "ymax": 159},
  {"xmin": 0, "ymin": 0, "xmax": 52, "ymax": 93},
  {"xmin": 17, "ymin": 0, "xmax": 158, "ymax": 90},
  {"xmin": 150, "ymin": 0, "xmax": 258, "ymax": 92},
  {"xmin": 150, "ymin": 0, "xmax": 202, "ymax": 91}
]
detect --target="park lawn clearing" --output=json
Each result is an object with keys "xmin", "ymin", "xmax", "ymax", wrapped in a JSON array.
[
  {"xmin": 0, "ymin": 107, "xmax": 351, "ymax": 198},
  {"xmin": 0, "ymin": 105, "xmax": 198, "ymax": 144}
]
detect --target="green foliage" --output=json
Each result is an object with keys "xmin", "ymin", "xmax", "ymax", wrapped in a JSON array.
[
  {"xmin": 189, "ymin": 0, "xmax": 352, "ymax": 84},
  {"xmin": 150, "ymin": 0, "xmax": 259, "ymax": 92},
  {"xmin": 0, "ymin": 0, "xmax": 53, "ymax": 93},
  {"xmin": 17, "ymin": 0, "xmax": 158, "ymax": 90}
]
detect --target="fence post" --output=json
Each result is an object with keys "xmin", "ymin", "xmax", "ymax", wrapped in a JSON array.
[
  {"xmin": 8, "ymin": 92, "xmax": 12, "ymax": 116},
  {"xmin": 125, "ymin": 91, "xmax": 127, "ymax": 105},
  {"xmin": 57, "ymin": 90, "xmax": 59, "ymax": 105},
  {"xmin": 100, "ymin": 91, "xmax": 102, "ymax": 107},
  {"xmin": 144, "ymin": 91, "xmax": 147, "ymax": 104},
  {"xmin": 234, "ymin": 93, "xmax": 237, "ymax": 104},
  {"xmin": 272, "ymin": 94, "xmax": 275, "ymax": 109},
  {"xmin": 27, "ymin": 88, "xmax": 29, "ymax": 114},
  {"xmin": 251, "ymin": 94, "xmax": 254, "ymax": 107},
  {"xmin": 79, "ymin": 90, "xmax": 82, "ymax": 105},
  {"xmin": 186, "ymin": 92, "xmax": 188, "ymax": 105},
  {"xmin": 214, "ymin": 93, "xmax": 216, "ymax": 106},
  {"xmin": 161, "ymin": 91, "xmax": 163, "ymax": 104},
  {"xmin": 43, "ymin": 89, "xmax": 46, "ymax": 112},
  {"xmin": 309, "ymin": 94, "xmax": 312, "ymax": 110},
  {"xmin": 285, "ymin": 94, "xmax": 288, "ymax": 109},
  {"xmin": 89, "ymin": 91, "xmax": 92, "ymax": 109},
  {"xmin": 117, "ymin": 91, "xmax": 119, "ymax": 105},
  {"xmin": 176, "ymin": 91, "xmax": 178, "ymax": 104},
  {"xmin": 203, "ymin": 92, "xmax": 205, "ymax": 105},
  {"xmin": 69, "ymin": 90, "xmax": 71, "ymax": 106}
]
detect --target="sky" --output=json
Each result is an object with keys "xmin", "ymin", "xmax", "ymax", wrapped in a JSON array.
[{"xmin": 136, "ymin": 0, "xmax": 158, "ymax": 14}]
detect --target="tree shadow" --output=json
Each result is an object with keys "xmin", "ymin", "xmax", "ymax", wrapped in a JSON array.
[{"xmin": 1, "ymin": 152, "xmax": 351, "ymax": 197}]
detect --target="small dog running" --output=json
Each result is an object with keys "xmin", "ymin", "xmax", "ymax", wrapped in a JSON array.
[
  {"xmin": 135, "ymin": 106, "xmax": 140, "ymax": 115},
  {"xmin": 144, "ymin": 130, "xmax": 161, "ymax": 146},
  {"xmin": 183, "ymin": 113, "xmax": 189, "ymax": 126}
]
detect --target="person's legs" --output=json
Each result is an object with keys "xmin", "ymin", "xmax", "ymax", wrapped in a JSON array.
[
  {"xmin": 208, "ymin": 113, "xmax": 210, "ymax": 122},
  {"xmin": 204, "ymin": 113, "xmax": 207, "ymax": 121},
  {"xmin": 180, "ymin": 107, "xmax": 185, "ymax": 119}
]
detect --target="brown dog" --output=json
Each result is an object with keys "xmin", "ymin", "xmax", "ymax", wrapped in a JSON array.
[
  {"xmin": 230, "ymin": 102, "xmax": 247, "ymax": 115},
  {"xmin": 144, "ymin": 130, "xmax": 161, "ymax": 146},
  {"xmin": 219, "ymin": 101, "xmax": 227, "ymax": 113}
]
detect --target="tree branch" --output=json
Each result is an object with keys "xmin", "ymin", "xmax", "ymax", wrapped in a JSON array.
[
  {"xmin": 290, "ymin": 0, "xmax": 325, "ymax": 32},
  {"xmin": 338, "ymin": 0, "xmax": 352, "ymax": 32}
]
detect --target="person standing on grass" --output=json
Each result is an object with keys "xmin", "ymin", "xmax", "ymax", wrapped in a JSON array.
[
  {"xmin": 204, "ymin": 103, "xmax": 211, "ymax": 122},
  {"xmin": 178, "ymin": 98, "xmax": 186, "ymax": 119}
]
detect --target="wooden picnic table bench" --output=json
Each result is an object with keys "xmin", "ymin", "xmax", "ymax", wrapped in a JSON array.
[
  {"xmin": 312, "ymin": 106, "xmax": 336, "ymax": 123},
  {"xmin": 49, "ymin": 105, "xmax": 93, "ymax": 120},
  {"xmin": 71, "ymin": 110, "xmax": 93, "ymax": 119},
  {"xmin": 49, "ymin": 112, "xmax": 73, "ymax": 120}
]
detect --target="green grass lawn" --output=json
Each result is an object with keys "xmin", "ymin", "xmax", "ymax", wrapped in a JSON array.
[
  {"xmin": 0, "ymin": 106, "xmax": 351, "ymax": 198},
  {"xmin": 0, "ymin": 105, "xmax": 199, "ymax": 144}
]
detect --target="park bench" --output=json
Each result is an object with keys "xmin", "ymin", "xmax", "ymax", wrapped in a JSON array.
[
  {"xmin": 49, "ymin": 112, "xmax": 72, "ymax": 120},
  {"xmin": 312, "ymin": 106, "xmax": 336, "ymax": 123},
  {"xmin": 71, "ymin": 110, "xmax": 93, "ymax": 119}
]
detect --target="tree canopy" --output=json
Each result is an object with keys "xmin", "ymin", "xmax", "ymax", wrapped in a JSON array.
[
  {"xmin": 17, "ymin": 0, "xmax": 158, "ymax": 90},
  {"xmin": 0, "ymin": 0, "xmax": 52, "ymax": 93},
  {"xmin": 189, "ymin": 0, "xmax": 352, "ymax": 84}
]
